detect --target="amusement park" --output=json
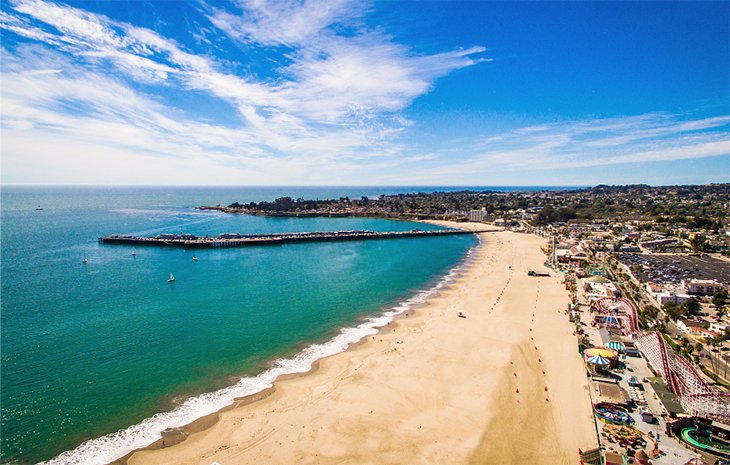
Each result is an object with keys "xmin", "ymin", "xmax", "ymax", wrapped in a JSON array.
[{"xmin": 573, "ymin": 289, "xmax": 730, "ymax": 465}]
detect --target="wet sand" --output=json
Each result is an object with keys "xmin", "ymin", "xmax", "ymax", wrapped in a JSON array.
[{"xmin": 128, "ymin": 224, "xmax": 597, "ymax": 465}]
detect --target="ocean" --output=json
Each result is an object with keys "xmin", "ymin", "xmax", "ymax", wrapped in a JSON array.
[{"xmin": 0, "ymin": 186, "xmax": 568, "ymax": 464}]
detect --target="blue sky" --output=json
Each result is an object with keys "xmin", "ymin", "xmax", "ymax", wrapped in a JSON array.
[{"xmin": 1, "ymin": 0, "xmax": 728, "ymax": 186}]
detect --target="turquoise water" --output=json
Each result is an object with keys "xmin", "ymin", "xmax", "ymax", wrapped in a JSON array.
[{"xmin": 1, "ymin": 186, "xmax": 479, "ymax": 464}]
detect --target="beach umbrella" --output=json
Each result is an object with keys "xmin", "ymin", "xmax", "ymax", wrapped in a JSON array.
[
  {"xmin": 585, "ymin": 354, "xmax": 611, "ymax": 366},
  {"xmin": 604, "ymin": 341, "xmax": 625, "ymax": 351},
  {"xmin": 584, "ymin": 347, "xmax": 618, "ymax": 359}
]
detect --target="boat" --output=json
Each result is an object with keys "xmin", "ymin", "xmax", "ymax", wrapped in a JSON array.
[
  {"xmin": 131, "ymin": 250, "xmax": 137, "ymax": 256},
  {"xmin": 167, "ymin": 272, "xmax": 175, "ymax": 282},
  {"xmin": 82, "ymin": 257, "xmax": 88, "ymax": 264},
  {"xmin": 35, "ymin": 205, "xmax": 43, "ymax": 211},
  {"xmin": 192, "ymin": 257, "xmax": 198, "ymax": 261}
]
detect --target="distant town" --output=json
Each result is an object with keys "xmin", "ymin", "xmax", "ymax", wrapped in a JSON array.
[{"xmin": 201, "ymin": 183, "xmax": 729, "ymax": 255}]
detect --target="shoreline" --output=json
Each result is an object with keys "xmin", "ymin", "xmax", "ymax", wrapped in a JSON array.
[
  {"xmin": 125, "ymin": 223, "xmax": 597, "ymax": 465},
  {"xmin": 44, "ymin": 225, "xmax": 478, "ymax": 465},
  {"xmin": 112, "ymin": 312, "xmax": 425, "ymax": 465}
]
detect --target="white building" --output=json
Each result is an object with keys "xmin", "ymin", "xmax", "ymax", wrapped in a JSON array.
[
  {"xmin": 676, "ymin": 318, "xmax": 708, "ymax": 335},
  {"xmin": 645, "ymin": 282, "xmax": 665, "ymax": 294},
  {"xmin": 709, "ymin": 322, "xmax": 728, "ymax": 333},
  {"xmin": 698, "ymin": 328, "xmax": 723, "ymax": 341},
  {"xmin": 583, "ymin": 276, "xmax": 618, "ymax": 302},
  {"xmin": 469, "ymin": 209, "xmax": 486, "ymax": 222},
  {"xmin": 654, "ymin": 291, "xmax": 692, "ymax": 307},
  {"xmin": 684, "ymin": 279, "xmax": 725, "ymax": 296}
]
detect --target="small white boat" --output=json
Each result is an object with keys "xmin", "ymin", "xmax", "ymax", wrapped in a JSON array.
[
  {"xmin": 167, "ymin": 272, "xmax": 175, "ymax": 282},
  {"xmin": 82, "ymin": 257, "xmax": 88, "ymax": 264},
  {"xmin": 131, "ymin": 250, "xmax": 137, "ymax": 256},
  {"xmin": 192, "ymin": 257, "xmax": 198, "ymax": 261}
]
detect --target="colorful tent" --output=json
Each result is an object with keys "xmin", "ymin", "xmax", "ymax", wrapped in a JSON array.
[
  {"xmin": 584, "ymin": 347, "xmax": 618, "ymax": 358},
  {"xmin": 604, "ymin": 341, "xmax": 625, "ymax": 351},
  {"xmin": 585, "ymin": 354, "xmax": 611, "ymax": 365}
]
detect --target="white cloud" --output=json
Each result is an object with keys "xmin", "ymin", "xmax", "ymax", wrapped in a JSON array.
[
  {"xmin": 388, "ymin": 113, "xmax": 730, "ymax": 184},
  {"xmin": 2, "ymin": 0, "xmax": 725, "ymax": 186},
  {"xmin": 208, "ymin": 0, "xmax": 366, "ymax": 47},
  {"xmin": 0, "ymin": 0, "xmax": 487, "ymax": 184},
  {"xmin": 0, "ymin": 45, "xmax": 420, "ymax": 184}
]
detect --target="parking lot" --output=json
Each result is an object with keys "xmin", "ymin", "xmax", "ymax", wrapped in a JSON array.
[{"xmin": 619, "ymin": 254, "xmax": 730, "ymax": 287}]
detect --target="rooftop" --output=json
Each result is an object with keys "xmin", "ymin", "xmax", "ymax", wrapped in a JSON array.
[{"xmin": 646, "ymin": 377, "xmax": 684, "ymax": 415}]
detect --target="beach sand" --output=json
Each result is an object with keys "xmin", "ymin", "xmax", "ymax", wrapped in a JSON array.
[{"xmin": 127, "ymin": 224, "xmax": 597, "ymax": 465}]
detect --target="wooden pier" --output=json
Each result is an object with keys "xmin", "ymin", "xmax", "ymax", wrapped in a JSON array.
[{"xmin": 99, "ymin": 228, "xmax": 484, "ymax": 249}]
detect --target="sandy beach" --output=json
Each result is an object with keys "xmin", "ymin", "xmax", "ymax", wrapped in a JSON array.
[{"xmin": 127, "ymin": 224, "xmax": 597, "ymax": 465}]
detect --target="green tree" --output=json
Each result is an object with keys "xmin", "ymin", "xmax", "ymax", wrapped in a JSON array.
[
  {"xmin": 685, "ymin": 297, "xmax": 701, "ymax": 315},
  {"xmin": 691, "ymin": 234, "xmax": 708, "ymax": 252},
  {"xmin": 713, "ymin": 289, "xmax": 728, "ymax": 310},
  {"xmin": 664, "ymin": 302, "xmax": 684, "ymax": 321},
  {"xmin": 643, "ymin": 306, "xmax": 659, "ymax": 320}
]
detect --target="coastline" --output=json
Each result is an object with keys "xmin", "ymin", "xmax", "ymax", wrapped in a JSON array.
[
  {"xmin": 43, "ymin": 223, "xmax": 476, "ymax": 465},
  {"xmin": 124, "ymin": 223, "xmax": 597, "ymax": 465}
]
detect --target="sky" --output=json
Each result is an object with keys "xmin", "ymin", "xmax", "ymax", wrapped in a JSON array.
[{"xmin": 0, "ymin": 0, "xmax": 728, "ymax": 186}]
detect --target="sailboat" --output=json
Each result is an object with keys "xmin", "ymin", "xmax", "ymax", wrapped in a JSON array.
[{"xmin": 167, "ymin": 272, "xmax": 175, "ymax": 283}]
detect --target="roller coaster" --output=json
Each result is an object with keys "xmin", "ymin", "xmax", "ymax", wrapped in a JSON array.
[{"xmin": 594, "ymin": 298, "xmax": 730, "ymax": 423}]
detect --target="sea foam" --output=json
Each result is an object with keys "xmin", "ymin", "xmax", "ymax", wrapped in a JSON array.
[{"xmin": 42, "ymin": 240, "xmax": 478, "ymax": 465}]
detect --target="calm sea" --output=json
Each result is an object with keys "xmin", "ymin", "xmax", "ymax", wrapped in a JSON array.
[{"xmin": 0, "ymin": 186, "xmax": 572, "ymax": 464}]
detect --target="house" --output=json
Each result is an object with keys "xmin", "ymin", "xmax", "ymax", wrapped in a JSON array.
[
  {"xmin": 645, "ymin": 282, "xmax": 665, "ymax": 294},
  {"xmin": 676, "ymin": 318, "xmax": 709, "ymax": 335},
  {"xmin": 710, "ymin": 322, "xmax": 728, "ymax": 334},
  {"xmin": 698, "ymin": 328, "xmax": 723, "ymax": 341},
  {"xmin": 684, "ymin": 279, "xmax": 725, "ymax": 296},
  {"xmin": 654, "ymin": 291, "xmax": 691, "ymax": 307}
]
